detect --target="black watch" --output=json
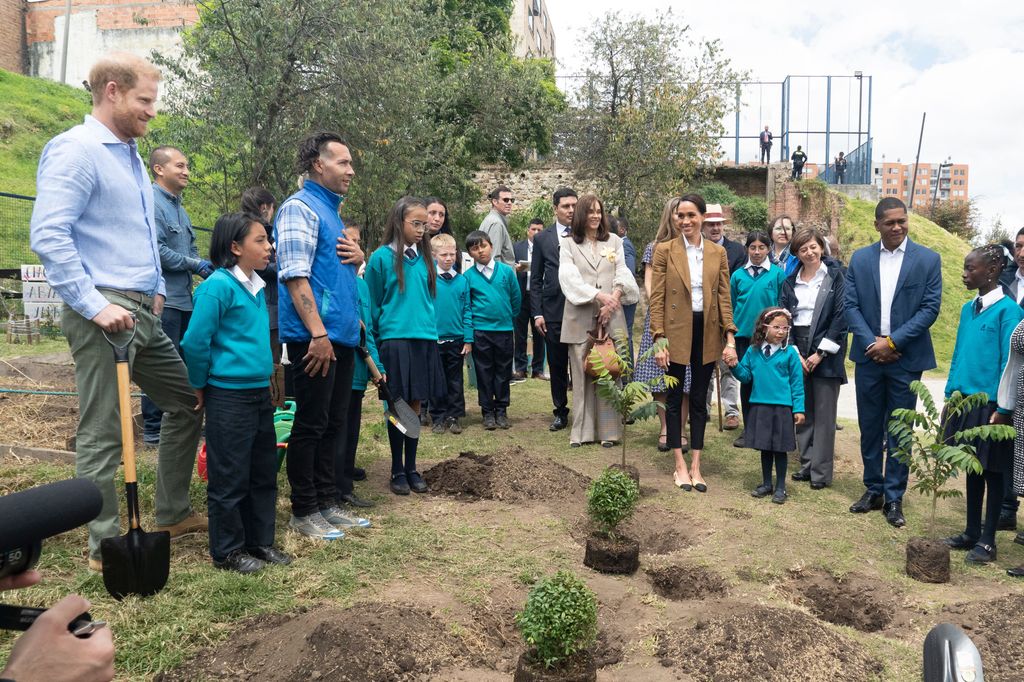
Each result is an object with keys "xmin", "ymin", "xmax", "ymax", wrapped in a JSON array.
[{"xmin": 815, "ymin": 350, "xmax": 826, "ymax": 359}]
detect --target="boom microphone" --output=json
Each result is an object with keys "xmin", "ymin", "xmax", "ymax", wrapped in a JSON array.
[{"xmin": 0, "ymin": 478, "xmax": 103, "ymax": 578}]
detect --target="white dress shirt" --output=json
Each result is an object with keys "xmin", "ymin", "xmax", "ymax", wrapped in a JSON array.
[
  {"xmin": 230, "ymin": 265, "xmax": 266, "ymax": 296},
  {"xmin": 526, "ymin": 239, "xmax": 533, "ymax": 290},
  {"xmin": 437, "ymin": 265, "xmax": 457, "ymax": 278},
  {"xmin": 761, "ymin": 341, "xmax": 782, "ymax": 356},
  {"xmin": 792, "ymin": 265, "xmax": 825, "ymax": 326},
  {"xmin": 476, "ymin": 259, "xmax": 495, "ymax": 278},
  {"xmin": 743, "ymin": 259, "xmax": 768, "ymax": 277},
  {"xmin": 878, "ymin": 238, "xmax": 907, "ymax": 336},
  {"xmin": 976, "ymin": 286, "xmax": 1005, "ymax": 313},
  {"xmin": 686, "ymin": 237, "xmax": 704, "ymax": 312}
]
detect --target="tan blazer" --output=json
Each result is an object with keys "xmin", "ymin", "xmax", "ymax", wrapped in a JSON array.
[
  {"xmin": 558, "ymin": 234, "xmax": 640, "ymax": 345},
  {"xmin": 649, "ymin": 237, "xmax": 736, "ymax": 365}
]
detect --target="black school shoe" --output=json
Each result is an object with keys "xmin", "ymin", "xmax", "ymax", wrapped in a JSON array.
[
  {"xmin": 965, "ymin": 543, "xmax": 997, "ymax": 564},
  {"xmin": 771, "ymin": 489, "xmax": 787, "ymax": 505},
  {"xmin": 495, "ymin": 412, "xmax": 511, "ymax": 429},
  {"xmin": 246, "ymin": 545, "xmax": 293, "ymax": 565},
  {"xmin": 751, "ymin": 483, "xmax": 773, "ymax": 498},
  {"xmin": 214, "ymin": 549, "xmax": 265, "ymax": 574},
  {"xmin": 390, "ymin": 473, "xmax": 411, "ymax": 495},
  {"xmin": 407, "ymin": 471, "xmax": 429, "ymax": 493},
  {"xmin": 943, "ymin": 533, "xmax": 978, "ymax": 550},
  {"xmin": 483, "ymin": 413, "xmax": 497, "ymax": 430}
]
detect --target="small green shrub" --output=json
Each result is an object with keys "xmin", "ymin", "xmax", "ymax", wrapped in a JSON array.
[
  {"xmin": 587, "ymin": 467, "xmax": 640, "ymax": 537},
  {"xmin": 515, "ymin": 570, "xmax": 598, "ymax": 669},
  {"xmin": 732, "ymin": 196, "xmax": 769, "ymax": 232},
  {"xmin": 689, "ymin": 181, "xmax": 738, "ymax": 205}
]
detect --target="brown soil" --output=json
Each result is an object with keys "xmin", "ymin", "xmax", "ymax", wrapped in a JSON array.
[
  {"xmin": 939, "ymin": 593, "xmax": 1024, "ymax": 681},
  {"xmin": 569, "ymin": 504, "xmax": 695, "ymax": 556},
  {"xmin": 583, "ymin": 533, "xmax": 640, "ymax": 574},
  {"xmin": 513, "ymin": 651, "xmax": 597, "ymax": 682},
  {"xmin": 423, "ymin": 447, "xmax": 590, "ymax": 502},
  {"xmin": 786, "ymin": 568, "xmax": 895, "ymax": 632},
  {"xmin": 156, "ymin": 603, "xmax": 469, "ymax": 682},
  {"xmin": 646, "ymin": 562, "xmax": 729, "ymax": 601},
  {"xmin": 906, "ymin": 537, "xmax": 950, "ymax": 583},
  {"xmin": 655, "ymin": 605, "xmax": 885, "ymax": 681}
]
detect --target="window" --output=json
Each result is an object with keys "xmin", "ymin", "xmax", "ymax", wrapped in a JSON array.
[{"xmin": 528, "ymin": 13, "xmax": 534, "ymax": 31}]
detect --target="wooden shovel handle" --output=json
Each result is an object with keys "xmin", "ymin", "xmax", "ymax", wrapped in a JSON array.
[{"xmin": 115, "ymin": 361, "xmax": 137, "ymax": 485}]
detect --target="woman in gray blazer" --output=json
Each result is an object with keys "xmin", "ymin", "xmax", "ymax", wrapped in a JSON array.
[{"xmin": 558, "ymin": 194, "xmax": 640, "ymax": 447}]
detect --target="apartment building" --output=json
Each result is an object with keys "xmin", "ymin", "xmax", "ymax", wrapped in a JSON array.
[
  {"xmin": 872, "ymin": 160, "xmax": 969, "ymax": 205},
  {"xmin": 510, "ymin": 0, "xmax": 555, "ymax": 60}
]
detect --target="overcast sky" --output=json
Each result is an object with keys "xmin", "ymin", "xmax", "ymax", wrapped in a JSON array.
[{"xmin": 544, "ymin": 0, "xmax": 1024, "ymax": 234}]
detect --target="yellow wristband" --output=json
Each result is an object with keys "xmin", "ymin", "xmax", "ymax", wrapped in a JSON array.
[{"xmin": 886, "ymin": 336, "xmax": 896, "ymax": 351}]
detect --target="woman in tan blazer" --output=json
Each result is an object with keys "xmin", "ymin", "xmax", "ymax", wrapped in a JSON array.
[
  {"xmin": 558, "ymin": 194, "xmax": 640, "ymax": 446},
  {"xmin": 651, "ymin": 193, "xmax": 738, "ymax": 491}
]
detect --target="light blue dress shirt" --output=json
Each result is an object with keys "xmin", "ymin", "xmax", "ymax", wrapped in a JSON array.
[{"xmin": 30, "ymin": 115, "xmax": 164, "ymax": 320}]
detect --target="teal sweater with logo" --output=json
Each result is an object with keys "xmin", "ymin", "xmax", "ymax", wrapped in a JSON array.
[
  {"xmin": 434, "ymin": 271, "xmax": 473, "ymax": 342},
  {"xmin": 364, "ymin": 245, "xmax": 438, "ymax": 342},
  {"xmin": 731, "ymin": 344, "xmax": 805, "ymax": 413},
  {"xmin": 463, "ymin": 261, "xmax": 521, "ymax": 333}
]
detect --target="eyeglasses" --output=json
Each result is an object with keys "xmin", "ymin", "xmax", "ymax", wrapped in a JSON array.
[
  {"xmin": 772, "ymin": 225, "xmax": 793, "ymax": 233},
  {"xmin": 768, "ymin": 325, "xmax": 791, "ymax": 331},
  {"xmin": 405, "ymin": 220, "xmax": 428, "ymax": 230},
  {"xmin": 498, "ymin": 197, "xmax": 516, "ymax": 204}
]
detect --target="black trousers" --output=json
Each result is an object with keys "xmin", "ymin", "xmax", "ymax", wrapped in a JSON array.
[
  {"xmin": 430, "ymin": 340, "xmax": 466, "ymax": 422},
  {"xmin": 338, "ymin": 388, "xmax": 363, "ymax": 498},
  {"xmin": 666, "ymin": 313, "xmax": 715, "ymax": 450},
  {"xmin": 544, "ymin": 326, "xmax": 570, "ymax": 419},
  {"xmin": 514, "ymin": 297, "xmax": 546, "ymax": 374},
  {"xmin": 735, "ymin": 337, "xmax": 752, "ymax": 426},
  {"xmin": 204, "ymin": 386, "xmax": 278, "ymax": 561},
  {"xmin": 760, "ymin": 144, "xmax": 772, "ymax": 163},
  {"xmin": 473, "ymin": 330, "xmax": 513, "ymax": 413},
  {"xmin": 285, "ymin": 341, "xmax": 354, "ymax": 517},
  {"xmin": 966, "ymin": 470, "xmax": 1004, "ymax": 547}
]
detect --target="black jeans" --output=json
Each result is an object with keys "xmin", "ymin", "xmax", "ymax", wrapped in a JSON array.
[
  {"xmin": 430, "ymin": 341, "xmax": 466, "ymax": 422},
  {"xmin": 204, "ymin": 385, "xmax": 277, "ymax": 561},
  {"xmin": 473, "ymin": 330, "xmax": 513, "ymax": 413},
  {"xmin": 666, "ymin": 312, "xmax": 715, "ymax": 450},
  {"xmin": 338, "ymin": 389, "xmax": 363, "ymax": 498},
  {"xmin": 285, "ymin": 341, "xmax": 354, "ymax": 517},
  {"xmin": 544, "ymin": 328, "xmax": 570, "ymax": 419},
  {"xmin": 142, "ymin": 307, "xmax": 191, "ymax": 436}
]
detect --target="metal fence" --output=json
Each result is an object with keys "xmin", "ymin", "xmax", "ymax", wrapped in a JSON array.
[
  {"xmin": 0, "ymin": 192, "xmax": 38, "ymax": 271},
  {"xmin": 818, "ymin": 138, "xmax": 873, "ymax": 186}
]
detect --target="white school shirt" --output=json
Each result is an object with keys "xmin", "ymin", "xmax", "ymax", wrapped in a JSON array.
[{"xmin": 230, "ymin": 265, "xmax": 266, "ymax": 296}]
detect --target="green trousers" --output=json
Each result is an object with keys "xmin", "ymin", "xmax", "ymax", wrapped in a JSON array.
[{"xmin": 62, "ymin": 290, "xmax": 202, "ymax": 561}]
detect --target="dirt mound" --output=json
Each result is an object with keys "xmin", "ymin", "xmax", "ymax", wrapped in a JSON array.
[
  {"xmin": 787, "ymin": 568, "xmax": 895, "ymax": 632},
  {"xmin": 941, "ymin": 593, "xmax": 1024, "ymax": 681},
  {"xmin": 423, "ymin": 447, "xmax": 590, "ymax": 502},
  {"xmin": 655, "ymin": 605, "xmax": 884, "ymax": 682},
  {"xmin": 156, "ymin": 604, "xmax": 467, "ymax": 681},
  {"xmin": 570, "ymin": 504, "xmax": 694, "ymax": 555},
  {"xmin": 646, "ymin": 563, "xmax": 729, "ymax": 600}
]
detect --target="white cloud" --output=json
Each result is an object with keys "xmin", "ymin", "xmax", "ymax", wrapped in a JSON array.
[{"xmin": 544, "ymin": 0, "xmax": 1024, "ymax": 231}]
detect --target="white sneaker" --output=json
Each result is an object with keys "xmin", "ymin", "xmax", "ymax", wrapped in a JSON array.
[
  {"xmin": 288, "ymin": 512, "xmax": 345, "ymax": 540},
  {"xmin": 320, "ymin": 505, "xmax": 371, "ymax": 529}
]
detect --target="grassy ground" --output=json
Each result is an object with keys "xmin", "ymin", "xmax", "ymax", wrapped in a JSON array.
[{"xmin": 0, "ymin": 377, "xmax": 1020, "ymax": 680}]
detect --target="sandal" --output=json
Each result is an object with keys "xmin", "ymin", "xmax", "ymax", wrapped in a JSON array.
[
  {"xmin": 673, "ymin": 470, "xmax": 692, "ymax": 491},
  {"xmin": 657, "ymin": 433, "xmax": 670, "ymax": 452}
]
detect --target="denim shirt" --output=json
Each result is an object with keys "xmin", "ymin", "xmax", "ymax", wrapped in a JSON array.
[
  {"xmin": 153, "ymin": 183, "xmax": 200, "ymax": 311},
  {"xmin": 30, "ymin": 115, "xmax": 164, "ymax": 319}
]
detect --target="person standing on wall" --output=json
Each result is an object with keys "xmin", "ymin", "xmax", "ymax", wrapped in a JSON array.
[
  {"xmin": 759, "ymin": 126, "xmax": 773, "ymax": 164},
  {"xmin": 791, "ymin": 146, "xmax": 808, "ymax": 180}
]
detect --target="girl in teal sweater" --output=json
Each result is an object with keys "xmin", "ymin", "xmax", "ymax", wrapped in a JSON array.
[
  {"xmin": 364, "ymin": 197, "xmax": 445, "ymax": 496},
  {"xmin": 182, "ymin": 213, "xmax": 291, "ymax": 573},
  {"xmin": 728, "ymin": 307, "xmax": 805, "ymax": 504}
]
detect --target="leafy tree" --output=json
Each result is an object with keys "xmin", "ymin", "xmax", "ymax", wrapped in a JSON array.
[
  {"xmin": 918, "ymin": 198, "xmax": 980, "ymax": 242},
  {"xmin": 555, "ymin": 11, "xmax": 746, "ymax": 240}
]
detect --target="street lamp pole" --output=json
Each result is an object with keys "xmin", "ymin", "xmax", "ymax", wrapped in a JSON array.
[
  {"xmin": 855, "ymin": 71, "xmax": 863, "ymax": 151},
  {"xmin": 59, "ymin": 0, "xmax": 72, "ymax": 84}
]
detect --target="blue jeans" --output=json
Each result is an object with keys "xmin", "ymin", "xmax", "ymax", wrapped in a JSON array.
[
  {"xmin": 204, "ymin": 385, "xmax": 278, "ymax": 561},
  {"xmin": 142, "ymin": 308, "xmax": 191, "ymax": 437}
]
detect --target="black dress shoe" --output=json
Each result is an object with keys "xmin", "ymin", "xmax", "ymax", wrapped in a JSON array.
[
  {"xmin": 965, "ymin": 542, "xmax": 996, "ymax": 564},
  {"xmin": 884, "ymin": 500, "xmax": 906, "ymax": 528},
  {"xmin": 771, "ymin": 489, "xmax": 787, "ymax": 504},
  {"xmin": 246, "ymin": 545, "xmax": 293, "ymax": 565},
  {"xmin": 810, "ymin": 482, "xmax": 827, "ymax": 490},
  {"xmin": 390, "ymin": 474, "xmax": 411, "ymax": 495},
  {"xmin": 791, "ymin": 471, "xmax": 810, "ymax": 482},
  {"xmin": 1015, "ymin": 531, "xmax": 1024, "ymax": 546},
  {"xmin": 549, "ymin": 415, "xmax": 568, "ymax": 431},
  {"xmin": 407, "ymin": 471, "xmax": 429, "ymax": 493},
  {"xmin": 732, "ymin": 435, "xmax": 746, "ymax": 448},
  {"xmin": 1007, "ymin": 564, "xmax": 1024, "ymax": 577},
  {"xmin": 751, "ymin": 483, "xmax": 772, "ymax": 498},
  {"xmin": 340, "ymin": 493, "xmax": 375, "ymax": 508},
  {"xmin": 943, "ymin": 533, "xmax": 978, "ymax": 550},
  {"xmin": 849, "ymin": 492, "xmax": 884, "ymax": 513},
  {"xmin": 483, "ymin": 413, "xmax": 497, "ymax": 431},
  {"xmin": 214, "ymin": 549, "xmax": 265, "ymax": 574},
  {"xmin": 349, "ymin": 467, "xmax": 367, "ymax": 482},
  {"xmin": 997, "ymin": 513, "xmax": 1018, "ymax": 531}
]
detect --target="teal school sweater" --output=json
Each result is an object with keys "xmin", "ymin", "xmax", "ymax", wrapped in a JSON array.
[
  {"xmin": 434, "ymin": 271, "xmax": 474, "ymax": 342},
  {"xmin": 463, "ymin": 261, "xmax": 521, "ymax": 332},
  {"xmin": 730, "ymin": 263, "xmax": 786, "ymax": 339},
  {"xmin": 946, "ymin": 295, "xmax": 1023, "ymax": 401},
  {"xmin": 731, "ymin": 344, "xmax": 805, "ymax": 413},
  {"xmin": 181, "ymin": 268, "xmax": 272, "ymax": 389},
  {"xmin": 364, "ymin": 245, "xmax": 438, "ymax": 341},
  {"xmin": 353, "ymin": 277, "xmax": 386, "ymax": 391}
]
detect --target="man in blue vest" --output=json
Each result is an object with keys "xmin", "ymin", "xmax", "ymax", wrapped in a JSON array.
[{"xmin": 275, "ymin": 131, "xmax": 367, "ymax": 540}]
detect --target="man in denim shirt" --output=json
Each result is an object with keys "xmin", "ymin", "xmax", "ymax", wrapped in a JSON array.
[
  {"xmin": 29, "ymin": 53, "xmax": 205, "ymax": 572},
  {"xmin": 140, "ymin": 145, "xmax": 212, "ymax": 443}
]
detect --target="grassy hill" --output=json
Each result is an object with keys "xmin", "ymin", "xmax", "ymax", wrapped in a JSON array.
[{"xmin": 838, "ymin": 195, "xmax": 971, "ymax": 374}]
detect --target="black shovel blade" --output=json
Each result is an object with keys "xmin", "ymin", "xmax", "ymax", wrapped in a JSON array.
[
  {"xmin": 100, "ymin": 526, "xmax": 170, "ymax": 600},
  {"xmin": 389, "ymin": 397, "xmax": 421, "ymax": 439}
]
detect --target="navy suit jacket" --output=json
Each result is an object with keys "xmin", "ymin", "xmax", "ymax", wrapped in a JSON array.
[
  {"xmin": 529, "ymin": 224, "xmax": 568, "ymax": 331},
  {"xmin": 844, "ymin": 238, "xmax": 941, "ymax": 372}
]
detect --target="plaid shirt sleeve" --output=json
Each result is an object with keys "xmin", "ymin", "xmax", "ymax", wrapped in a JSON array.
[{"xmin": 275, "ymin": 199, "xmax": 319, "ymax": 281}]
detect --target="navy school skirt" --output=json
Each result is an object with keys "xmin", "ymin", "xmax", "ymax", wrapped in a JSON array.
[
  {"xmin": 744, "ymin": 403, "xmax": 797, "ymax": 453},
  {"xmin": 377, "ymin": 338, "xmax": 446, "ymax": 403}
]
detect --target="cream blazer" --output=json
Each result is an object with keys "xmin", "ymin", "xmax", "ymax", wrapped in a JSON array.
[{"xmin": 557, "ymin": 233, "xmax": 640, "ymax": 345}]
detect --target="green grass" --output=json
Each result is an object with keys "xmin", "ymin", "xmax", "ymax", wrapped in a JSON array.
[{"xmin": 839, "ymin": 195, "xmax": 972, "ymax": 373}]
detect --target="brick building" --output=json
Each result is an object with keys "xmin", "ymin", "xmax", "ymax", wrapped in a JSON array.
[
  {"xmin": 510, "ymin": 0, "xmax": 555, "ymax": 60},
  {"xmin": 872, "ymin": 160, "xmax": 970, "ymax": 206},
  {"xmin": 0, "ymin": 0, "xmax": 25, "ymax": 73}
]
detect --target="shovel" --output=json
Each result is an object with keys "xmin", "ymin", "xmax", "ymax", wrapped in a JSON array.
[
  {"xmin": 355, "ymin": 325, "xmax": 420, "ymax": 438},
  {"xmin": 100, "ymin": 322, "xmax": 170, "ymax": 600}
]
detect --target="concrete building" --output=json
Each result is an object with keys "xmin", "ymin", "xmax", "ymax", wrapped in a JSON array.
[
  {"xmin": 4, "ymin": 0, "xmax": 198, "ymax": 84},
  {"xmin": 510, "ymin": 0, "xmax": 555, "ymax": 60},
  {"xmin": 872, "ymin": 160, "xmax": 969, "ymax": 205}
]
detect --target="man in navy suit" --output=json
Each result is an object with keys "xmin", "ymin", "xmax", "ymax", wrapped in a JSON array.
[
  {"xmin": 512, "ymin": 219, "xmax": 547, "ymax": 380},
  {"xmin": 530, "ymin": 187, "xmax": 577, "ymax": 431},
  {"xmin": 845, "ymin": 197, "xmax": 942, "ymax": 527}
]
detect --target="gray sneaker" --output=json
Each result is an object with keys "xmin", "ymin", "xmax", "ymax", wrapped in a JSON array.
[
  {"xmin": 288, "ymin": 512, "xmax": 345, "ymax": 540},
  {"xmin": 320, "ymin": 505, "xmax": 371, "ymax": 529}
]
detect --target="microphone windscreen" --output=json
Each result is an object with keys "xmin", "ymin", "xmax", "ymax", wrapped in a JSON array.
[{"xmin": 0, "ymin": 478, "xmax": 103, "ymax": 550}]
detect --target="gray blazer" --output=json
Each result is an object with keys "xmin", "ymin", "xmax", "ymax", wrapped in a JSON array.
[{"xmin": 557, "ymin": 234, "xmax": 639, "ymax": 345}]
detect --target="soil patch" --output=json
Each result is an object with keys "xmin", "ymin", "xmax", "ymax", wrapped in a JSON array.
[
  {"xmin": 583, "ymin": 534, "xmax": 639, "ymax": 574},
  {"xmin": 156, "ymin": 603, "xmax": 468, "ymax": 682},
  {"xmin": 570, "ymin": 504, "xmax": 695, "ymax": 555},
  {"xmin": 655, "ymin": 605, "xmax": 884, "ymax": 681},
  {"xmin": 940, "ymin": 593, "xmax": 1024, "ymax": 681},
  {"xmin": 787, "ymin": 568, "xmax": 895, "ymax": 632},
  {"xmin": 646, "ymin": 562, "xmax": 729, "ymax": 601},
  {"xmin": 0, "ymin": 389, "xmax": 80, "ymax": 451},
  {"xmin": 0, "ymin": 352, "xmax": 76, "ymax": 384},
  {"xmin": 423, "ymin": 447, "xmax": 590, "ymax": 502}
]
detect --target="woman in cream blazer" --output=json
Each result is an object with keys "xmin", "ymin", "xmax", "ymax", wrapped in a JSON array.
[
  {"xmin": 651, "ymin": 193, "xmax": 737, "ymax": 491},
  {"xmin": 558, "ymin": 194, "xmax": 640, "ymax": 446}
]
